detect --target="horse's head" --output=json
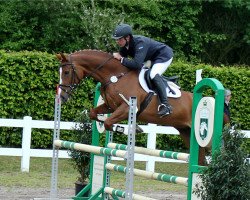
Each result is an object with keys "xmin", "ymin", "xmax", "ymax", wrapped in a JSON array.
[
  {"xmin": 56, "ymin": 50, "xmax": 128, "ymax": 103},
  {"xmin": 56, "ymin": 53, "xmax": 85, "ymax": 103}
]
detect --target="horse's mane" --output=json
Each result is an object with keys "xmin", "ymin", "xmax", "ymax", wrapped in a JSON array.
[
  {"xmin": 71, "ymin": 49, "xmax": 126, "ymax": 70},
  {"xmin": 72, "ymin": 49, "xmax": 111, "ymax": 57}
]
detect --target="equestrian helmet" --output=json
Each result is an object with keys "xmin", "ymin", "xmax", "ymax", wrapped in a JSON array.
[{"xmin": 112, "ymin": 24, "xmax": 132, "ymax": 39}]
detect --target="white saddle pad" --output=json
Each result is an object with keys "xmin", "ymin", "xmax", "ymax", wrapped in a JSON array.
[{"xmin": 138, "ymin": 67, "xmax": 181, "ymax": 98}]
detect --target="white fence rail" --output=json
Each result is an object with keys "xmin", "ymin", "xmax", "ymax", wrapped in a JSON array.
[
  {"xmin": 0, "ymin": 116, "xmax": 181, "ymax": 172},
  {"xmin": 0, "ymin": 116, "xmax": 249, "ymax": 172}
]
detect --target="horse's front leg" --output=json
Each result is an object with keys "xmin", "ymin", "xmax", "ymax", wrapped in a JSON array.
[
  {"xmin": 103, "ymin": 103, "xmax": 129, "ymax": 131},
  {"xmin": 89, "ymin": 103, "xmax": 112, "ymax": 121}
]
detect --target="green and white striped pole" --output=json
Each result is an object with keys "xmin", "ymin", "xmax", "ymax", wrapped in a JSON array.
[
  {"xmin": 106, "ymin": 163, "xmax": 188, "ymax": 186},
  {"xmin": 104, "ymin": 187, "xmax": 156, "ymax": 200},
  {"xmin": 54, "ymin": 140, "xmax": 126, "ymax": 158},
  {"xmin": 108, "ymin": 142, "xmax": 189, "ymax": 162}
]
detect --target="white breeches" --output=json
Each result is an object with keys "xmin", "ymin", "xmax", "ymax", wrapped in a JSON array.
[{"xmin": 149, "ymin": 57, "xmax": 173, "ymax": 79}]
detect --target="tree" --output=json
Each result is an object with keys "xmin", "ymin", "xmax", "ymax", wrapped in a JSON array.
[
  {"xmin": 0, "ymin": 0, "xmax": 249, "ymax": 65},
  {"xmin": 0, "ymin": 0, "xmax": 123, "ymax": 52},
  {"xmin": 194, "ymin": 125, "xmax": 250, "ymax": 200},
  {"xmin": 198, "ymin": 0, "xmax": 250, "ymax": 65}
]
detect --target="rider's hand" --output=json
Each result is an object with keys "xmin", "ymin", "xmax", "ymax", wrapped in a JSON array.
[{"xmin": 113, "ymin": 53, "xmax": 122, "ymax": 61}]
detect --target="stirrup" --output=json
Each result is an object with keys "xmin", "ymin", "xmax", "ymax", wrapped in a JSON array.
[{"xmin": 157, "ymin": 104, "xmax": 172, "ymax": 117}]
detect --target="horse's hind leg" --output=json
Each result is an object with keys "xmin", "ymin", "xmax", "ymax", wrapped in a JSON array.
[
  {"xmin": 198, "ymin": 147, "xmax": 206, "ymax": 166},
  {"xmin": 177, "ymin": 127, "xmax": 191, "ymax": 149},
  {"xmin": 177, "ymin": 128, "xmax": 206, "ymax": 166}
]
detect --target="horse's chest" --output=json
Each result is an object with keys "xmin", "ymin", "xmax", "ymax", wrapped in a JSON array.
[
  {"xmin": 101, "ymin": 89, "xmax": 123, "ymax": 109},
  {"xmin": 100, "ymin": 77, "xmax": 138, "ymax": 109}
]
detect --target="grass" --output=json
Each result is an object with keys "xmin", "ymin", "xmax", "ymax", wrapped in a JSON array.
[
  {"xmin": 0, "ymin": 156, "xmax": 188, "ymax": 193},
  {"xmin": 0, "ymin": 156, "xmax": 77, "ymax": 188}
]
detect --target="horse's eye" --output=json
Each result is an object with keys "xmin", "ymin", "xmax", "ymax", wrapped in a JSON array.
[{"xmin": 64, "ymin": 71, "xmax": 70, "ymax": 75}]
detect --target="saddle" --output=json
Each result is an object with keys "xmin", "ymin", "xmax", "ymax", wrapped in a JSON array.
[
  {"xmin": 144, "ymin": 68, "xmax": 180, "ymax": 94},
  {"xmin": 138, "ymin": 67, "xmax": 181, "ymax": 98},
  {"xmin": 136, "ymin": 67, "xmax": 181, "ymax": 117}
]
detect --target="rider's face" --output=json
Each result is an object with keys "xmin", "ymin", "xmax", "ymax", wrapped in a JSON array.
[
  {"xmin": 116, "ymin": 38, "xmax": 126, "ymax": 47},
  {"xmin": 225, "ymin": 94, "xmax": 231, "ymax": 102},
  {"xmin": 116, "ymin": 36, "xmax": 130, "ymax": 47}
]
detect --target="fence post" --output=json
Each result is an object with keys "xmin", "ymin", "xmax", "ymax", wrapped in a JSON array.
[
  {"xmin": 21, "ymin": 116, "xmax": 32, "ymax": 172},
  {"xmin": 196, "ymin": 69, "xmax": 203, "ymax": 84},
  {"xmin": 146, "ymin": 123, "xmax": 157, "ymax": 172}
]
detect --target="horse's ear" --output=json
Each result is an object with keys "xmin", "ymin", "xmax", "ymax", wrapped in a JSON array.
[
  {"xmin": 60, "ymin": 53, "xmax": 68, "ymax": 61},
  {"xmin": 56, "ymin": 53, "xmax": 68, "ymax": 62},
  {"xmin": 56, "ymin": 53, "xmax": 62, "ymax": 61}
]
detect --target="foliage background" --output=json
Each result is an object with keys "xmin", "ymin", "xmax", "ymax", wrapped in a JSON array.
[
  {"xmin": 0, "ymin": 0, "xmax": 249, "ymax": 65},
  {"xmin": 194, "ymin": 126, "xmax": 250, "ymax": 200},
  {"xmin": 0, "ymin": 51, "xmax": 249, "ymax": 150}
]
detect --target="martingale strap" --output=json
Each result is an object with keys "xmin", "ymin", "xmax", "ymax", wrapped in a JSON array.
[
  {"xmin": 137, "ymin": 92, "xmax": 154, "ymax": 117},
  {"xmin": 101, "ymin": 72, "xmax": 129, "ymax": 89}
]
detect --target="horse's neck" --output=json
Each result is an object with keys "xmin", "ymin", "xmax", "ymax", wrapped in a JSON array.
[
  {"xmin": 105, "ymin": 59, "xmax": 129, "ymax": 73},
  {"xmin": 98, "ymin": 58, "xmax": 130, "ymax": 83},
  {"xmin": 76, "ymin": 52, "xmax": 130, "ymax": 82}
]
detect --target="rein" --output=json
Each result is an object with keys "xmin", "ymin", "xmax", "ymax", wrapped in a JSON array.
[{"xmin": 86, "ymin": 55, "xmax": 113, "ymax": 78}]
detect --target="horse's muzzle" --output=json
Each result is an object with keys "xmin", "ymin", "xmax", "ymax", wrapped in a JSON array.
[{"xmin": 60, "ymin": 92, "xmax": 70, "ymax": 103}]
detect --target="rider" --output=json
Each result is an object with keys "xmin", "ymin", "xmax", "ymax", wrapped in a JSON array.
[
  {"xmin": 224, "ymin": 88, "xmax": 232, "ymax": 124},
  {"xmin": 112, "ymin": 23, "xmax": 173, "ymax": 117}
]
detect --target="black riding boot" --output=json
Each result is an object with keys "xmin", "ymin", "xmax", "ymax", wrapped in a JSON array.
[{"xmin": 152, "ymin": 74, "xmax": 172, "ymax": 116}]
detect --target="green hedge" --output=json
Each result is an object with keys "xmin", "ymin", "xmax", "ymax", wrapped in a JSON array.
[
  {"xmin": 0, "ymin": 51, "xmax": 249, "ymax": 149},
  {"xmin": 0, "ymin": 50, "xmax": 96, "ymax": 148},
  {"xmin": 168, "ymin": 60, "xmax": 250, "ymax": 129}
]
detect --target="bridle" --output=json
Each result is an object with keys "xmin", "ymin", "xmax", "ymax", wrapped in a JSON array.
[
  {"xmin": 59, "ymin": 62, "xmax": 81, "ymax": 94},
  {"xmin": 59, "ymin": 55, "xmax": 113, "ymax": 95}
]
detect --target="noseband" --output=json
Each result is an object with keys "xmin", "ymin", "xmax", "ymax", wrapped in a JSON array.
[{"xmin": 59, "ymin": 55, "xmax": 113, "ymax": 95}]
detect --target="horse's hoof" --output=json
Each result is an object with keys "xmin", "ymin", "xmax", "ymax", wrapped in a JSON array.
[{"xmin": 136, "ymin": 124, "xmax": 143, "ymax": 133}]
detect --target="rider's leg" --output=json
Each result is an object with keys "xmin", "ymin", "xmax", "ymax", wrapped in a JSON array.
[
  {"xmin": 150, "ymin": 58, "xmax": 173, "ymax": 77},
  {"xmin": 152, "ymin": 74, "xmax": 172, "ymax": 116},
  {"xmin": 150, "ymin": 58, "xmax": 173, "ymax": 116}
]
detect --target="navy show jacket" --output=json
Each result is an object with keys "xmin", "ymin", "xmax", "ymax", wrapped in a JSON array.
[{"xmin": 119, "ymin": 35, "xmax": 173, "ymax": 70}]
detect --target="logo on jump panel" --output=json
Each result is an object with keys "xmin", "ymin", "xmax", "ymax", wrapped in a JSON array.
[
  {"xmin": 199, "ymin": 101, "xmax": 209, "ymax": 140},
  {"xmin": 195, "ymin": 97, "xmax": 215, "ymax": 147}
]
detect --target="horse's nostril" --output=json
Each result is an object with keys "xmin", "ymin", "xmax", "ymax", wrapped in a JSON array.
[{"xmin": 60, "ymin": 94, "xmax": 69, "ymax": 103}]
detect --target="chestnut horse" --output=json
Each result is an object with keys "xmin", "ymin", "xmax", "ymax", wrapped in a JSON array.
[{"xmin": 57, "ymin": 50, "xmax": 206, "ymax": 165}]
